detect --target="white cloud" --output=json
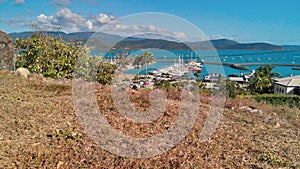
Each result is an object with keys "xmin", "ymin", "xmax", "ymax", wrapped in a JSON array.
[
  {"xmin": 51, "ymin": 0, "xmax": 71, "ymax": 6},
  {"xmin": 37, "ymin": 8, "xmax": 93, "ymax": 32},
  {"xmin": 35, "ymin": 8, "xmax": 190, "ymax": 41},
  {"xmin": 208, "ymin": 34, "xmax": 238, "ymax": 41},
  {"xmin": 13, "ymin": 0, "xmax": 25, "ymax": 5},
  {"xmin": 99, "ymin": 23, "xmax": 189, "ymax": 41},
  {"xmin": 173, "ymin": 32, "xmax": 188, "ymax": 41},
  {"xmin": 95, "ymin": 13, "xmax": 115, "ymax": 24}
]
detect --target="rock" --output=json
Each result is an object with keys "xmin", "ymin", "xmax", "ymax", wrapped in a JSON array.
[
  {"xmin": 274, "ymin": 122, "xmax": 281, "ymax": 128},
  {"xmin": 56, "ymin": 161, "xmax": 64, "ymax": 169},
  {"xmin": 15, "ymin": 67, "xmax": 30, "ymax": 78},
  {"xmin": 0, "ymin": 30, "xmax": 14, "ymax": 71}
]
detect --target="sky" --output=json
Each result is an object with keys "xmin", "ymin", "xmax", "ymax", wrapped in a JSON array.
[{"xmin": 0, "ymin": 0, "xmax": 300, "ymax": 45}]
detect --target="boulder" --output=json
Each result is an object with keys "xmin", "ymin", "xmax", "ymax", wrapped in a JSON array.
[
  {"xmin": 0, "ymin": 30, "xmax": 14, "ymax": 71},
  {"xmin": 15, "ymin": 67, "xmax": 30, "ymax": 78}
]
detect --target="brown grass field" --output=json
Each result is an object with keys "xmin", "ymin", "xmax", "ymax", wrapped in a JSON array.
[{"xmin": 0, "ymin": 74, "xmax": 299, "ymax": 168}]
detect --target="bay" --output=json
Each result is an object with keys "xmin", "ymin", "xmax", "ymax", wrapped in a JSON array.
[{"xmin": 95, "ymin": 49, "xmax": 300, "ymax": 78}]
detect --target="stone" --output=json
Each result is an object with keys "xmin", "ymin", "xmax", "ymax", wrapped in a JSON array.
[
  {"xmin": 0, "ymin": 30, "xmax": 14, "ymax": 71},
  {"xmin": 16, "ymin": 67, "xmax": 30, "ymax": 78}
]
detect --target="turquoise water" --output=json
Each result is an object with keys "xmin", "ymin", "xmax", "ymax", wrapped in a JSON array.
[{"xmin": 95, "ymin": 49, "xmax": 300, "ymax": 78}]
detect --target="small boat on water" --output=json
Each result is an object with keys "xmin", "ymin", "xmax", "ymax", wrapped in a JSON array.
[
  {"xmin": 230, "ymin": 64, "xmax": 250, "ymax": 70},
  {"xmin": 186, "ymin": 61, "xmax": 203, "ymax": 72}
]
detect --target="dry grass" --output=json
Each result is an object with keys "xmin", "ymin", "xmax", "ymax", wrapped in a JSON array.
[{"xmin": 0, "ymin": 74, "xmax": 299, "ymax": 168}]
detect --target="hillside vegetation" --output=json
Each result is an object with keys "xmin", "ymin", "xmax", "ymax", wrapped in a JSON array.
[{"xmin": 0, "ymin": 74, "xmax": 299, "ymax": 168}]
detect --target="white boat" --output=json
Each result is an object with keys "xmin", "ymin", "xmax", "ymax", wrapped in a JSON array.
[
  {"xmin": 186, "ymin": 61, "xmax": 203, "ymax": 72},
  {"xmin": 157, "ymin": 55, "xmax": 189, "ymax": 76}
]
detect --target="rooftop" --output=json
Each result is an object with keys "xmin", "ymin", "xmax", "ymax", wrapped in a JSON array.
[{"xmin": 274, "ymin": 75, "xmax": 300, "ymax": 87}]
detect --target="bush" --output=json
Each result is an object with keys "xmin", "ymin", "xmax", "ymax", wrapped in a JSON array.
[
  {"xmin": 15, "ymin": 33, "xmax": 117, "ymax": 85},
  {"xmin": 253, "ymin": 94, "xmax": 300, "ymax": 108},
  {"xmin": 15, "ymin": 34, "xmax": 82, "ymax": 79},
  {"xmin": 154, "ymin": 80, "xmax": 177, "ymax": 91}
]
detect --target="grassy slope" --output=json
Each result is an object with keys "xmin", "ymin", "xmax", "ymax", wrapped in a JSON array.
[{"xmin": 0, "ymin": 74, "xmax": 299, "ymax": 168}]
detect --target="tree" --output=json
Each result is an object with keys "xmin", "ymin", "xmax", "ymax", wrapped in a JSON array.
[
  {"xmin": 15, "ymin": 33, "xmax": 117, "ymax": 85},
  {"xmin": 133, "ymin": 55, "xmax": 142, "ymax": 70},
  {"xmin": 132, "ymin": 52, "xmax": 155, "ymax": 78},
  {"xmin": 15, "ymin": 33, "xmax": 83, "ymax": 78},
  {"xmin": 140, "ymin": 52, "xmax": 155, "ymax": 75},
  {"xmin": 249, "ymin": 65, "xmax": 281, "ymax": 94},
  {"xmin": 133, "ymin": 55, "xmax": 142, "ymax": 79}
]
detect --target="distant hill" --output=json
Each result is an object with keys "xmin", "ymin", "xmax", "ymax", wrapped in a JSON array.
[
  {"xmin": 9, "ymin": 31, "xmax": 122, "ymax": 44},
  {"xmin": 187, "ymin": 39, "xmax": 284, "ymax": 50},
  {"xmin": 8, "ymin": 31, "xmax": 295, "ymax": 50},
  {"xmin": 282, "ymin": 45, "xmax": 300, "ymax": 50},
  {"xmin": 113, "ymin": 37, "xmax": 190, "ymax": 50}
]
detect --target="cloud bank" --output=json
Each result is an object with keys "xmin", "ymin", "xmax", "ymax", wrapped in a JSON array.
[{"xmin": 36, "ymin": 8, "xmax": 189, "ymax": 41}]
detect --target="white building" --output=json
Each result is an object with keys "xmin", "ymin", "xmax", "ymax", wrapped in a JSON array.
[{"xmin": 273, "ymin": 75, "xmax": 300, "ymax": 95}]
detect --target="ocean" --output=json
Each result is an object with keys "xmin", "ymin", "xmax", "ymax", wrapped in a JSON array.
[{"xmin": 96, "ymin": 49, "xmax": 300, "ymax": 78}]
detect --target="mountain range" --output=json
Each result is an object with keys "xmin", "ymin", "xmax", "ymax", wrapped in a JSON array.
[{"xmin": 8, "ymin": 31, "xmax": 300, "ymax": 51}]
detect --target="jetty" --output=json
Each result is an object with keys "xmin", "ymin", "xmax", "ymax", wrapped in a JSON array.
[{"xmin": 155, "ymin": 59, "xmax": 300, "ymax": 69}]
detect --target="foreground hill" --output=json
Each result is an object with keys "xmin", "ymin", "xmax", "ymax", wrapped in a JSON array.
[
  {"xmin": 0, "ymin": 74, "xmax": 299, "ymax": 168},
  {"xmin": 9, "ymin": 31, "xmax": 293, "ymax": 50}
]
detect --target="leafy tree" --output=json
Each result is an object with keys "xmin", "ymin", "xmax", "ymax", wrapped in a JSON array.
[
  {"xmin": 140, "ymin": 52, "xmax": 155, "ymax": 75},
  {"xmin": 154, "ymin": 80, "xmax": 177, "ymax": 91},
  {"xmin": 15, "ymin": 33, "xmax": 83, "ymax": 78},
  {"xmin": 95, "ymin": 62, "xmax": 117, "ymax": 85},
  {"xmin": 226, "ymin": 80, "xmax": 242, "ymax": 98},
  {"xmin": 15, "ymin": 33, "xmax": 117, "ymax": 85},
  {"xmin": 133, "ymin": 55, "xmax": 142, "ymax": 70},
  {"xmin": 249, "ymin": 65, "xmax": 281, "ymax": 94}
]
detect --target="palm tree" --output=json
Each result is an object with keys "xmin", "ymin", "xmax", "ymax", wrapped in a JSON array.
[
  {"xmin": 133, "ymin": 55, "xmax": 142, "ymax": 79},
  {"xmin": 140, "ymin": 52, "xmax": 155, "ymax": 75},
  {"xmin": 249, "ymin": 65, "xmax": 281, "ymax": 93},
  {"xmin": 133, "ymin": 52, "xmax": 155, "ymax": 78}
]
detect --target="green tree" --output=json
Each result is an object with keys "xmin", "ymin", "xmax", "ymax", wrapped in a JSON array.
[
  {"xmin": 226, "ymin": 80, "xmax": 243, "ymax": 98},
  {"xmin": 249, "ymin": 65, "xmax": 281, "ymax": 94},
  {"xmin": 15, "ymin": 33, "xmax": 117, "ymax": 85},
  {"xmin": 15, "ymin": 33, "xmax": 83, "ymax": 78},
  {"xmin": 140, "ymin": 52, "xmax": 155, "ymax": 75},
  {"xmin": 154, "ymin": 79, "xmax": 177, "ymax": 91},
  {"xmin": 133, "ymin": 52, "xmax": 155, "ymax": 75}
]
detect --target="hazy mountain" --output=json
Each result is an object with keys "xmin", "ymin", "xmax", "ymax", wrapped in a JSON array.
[
  {"xmin": 187, "ymin": 39, "xmax": 284, "ymax": 50},
  {"xmin": 282, "ymin": 45, "xmax": 300, "ymax": 50},
  {"xmin": 8, "ymin": 31, "xmax": 294, "ymax": 50},
  {"xmin": 113, "ymin": 37, "xmax": 190, "ymax": 50}
]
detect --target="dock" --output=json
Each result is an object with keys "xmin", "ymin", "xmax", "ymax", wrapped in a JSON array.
[{"xmin": 155, "ymin": 59, "xmax": 300, "ymax": 67}]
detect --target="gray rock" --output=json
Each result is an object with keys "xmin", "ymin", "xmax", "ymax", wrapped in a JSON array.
[{"xmin": 0, "ymin": 30, "xmax": 14, "ymax": 71}]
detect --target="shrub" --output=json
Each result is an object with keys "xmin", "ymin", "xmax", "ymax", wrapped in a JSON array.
[
  {"xmin": 14, "ymin": 33, "xmax": 117, "ymax": 85},
  {"xmin": 15, "ymin": 34, "xmax": 82, "ymax": 79},
  {"xmin": 154, "ymin": 80, "xmax": 177, "ymax": 91},
  {"xmin": 253, "ymin": 94, "xmax": 300, "ymax": 108}
]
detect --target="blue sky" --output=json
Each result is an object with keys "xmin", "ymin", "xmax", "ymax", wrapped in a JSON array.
[{"xmin": 0, "ymin": 0, "xmax": 300, "ymax": 45}]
